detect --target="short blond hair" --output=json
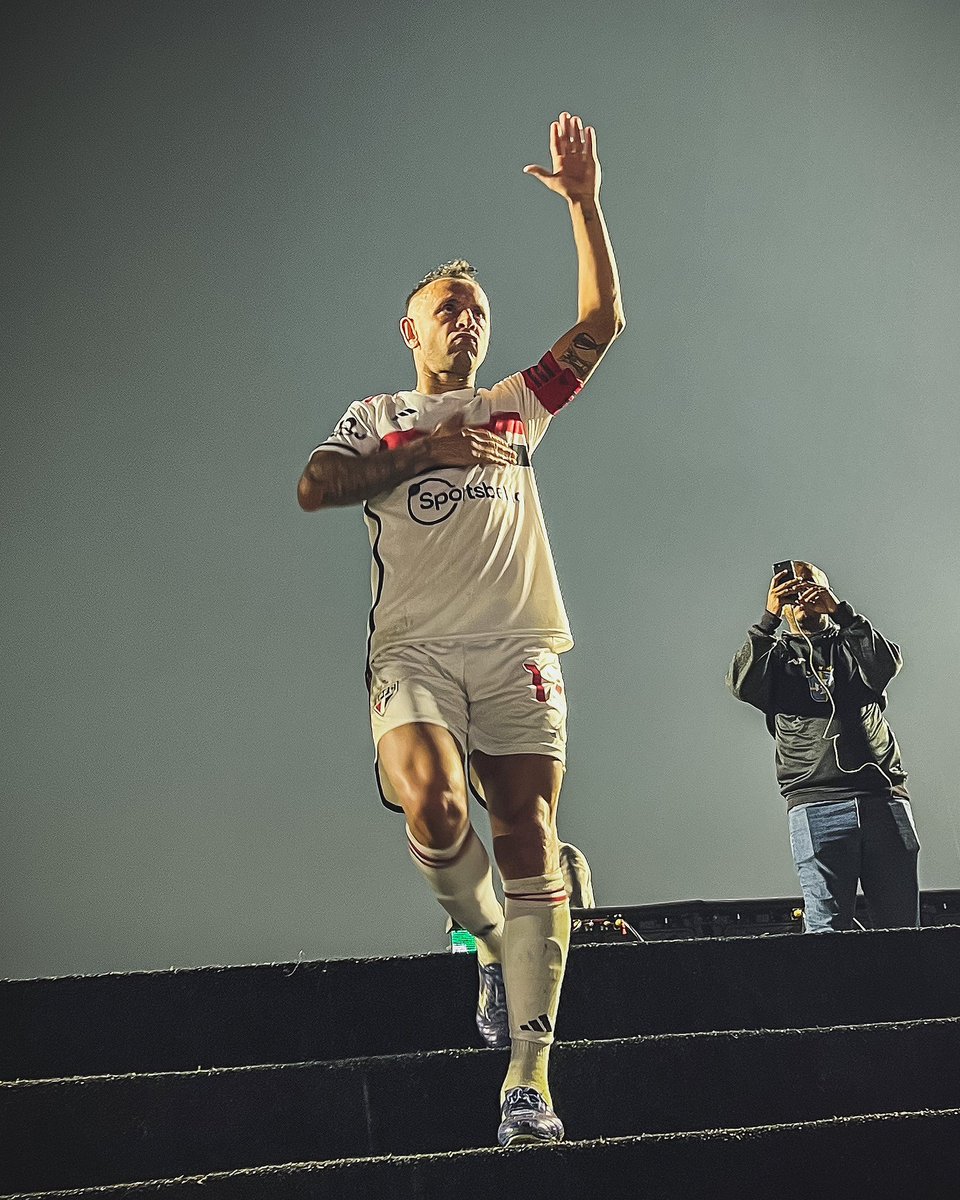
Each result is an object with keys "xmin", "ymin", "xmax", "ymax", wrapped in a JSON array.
[{"xmin": 405, "ymin": 259, "xmax": 479, "ymax": 311}]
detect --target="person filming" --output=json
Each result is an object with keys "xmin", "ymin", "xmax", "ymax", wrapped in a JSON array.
[{"xmin": 726, "ymin": 561, "xmax": 920, "ymax": 933}]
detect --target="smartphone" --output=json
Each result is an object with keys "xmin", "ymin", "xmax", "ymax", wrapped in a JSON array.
[{"xmin": 773, "ymin": 560, "xmax": 795, "ymax": 579}]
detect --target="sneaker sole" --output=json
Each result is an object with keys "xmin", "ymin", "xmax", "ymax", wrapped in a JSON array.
[{"xmin": 500, "ymin": 1130, "xmax": 563, "ymax": 1147}]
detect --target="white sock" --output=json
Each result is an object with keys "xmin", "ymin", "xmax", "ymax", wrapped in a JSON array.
[
  {"xmin": 500, "ymin": 871, "xmax": 570, "ymax": 1104},
  {"xmin": 406, "ymin": 824, "xmax": 504, "ymax": 965}
]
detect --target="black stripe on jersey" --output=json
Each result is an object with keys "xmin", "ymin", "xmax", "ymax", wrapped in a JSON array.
[
  {"xmin": 363, "ymin": 503, "xmax": 404, "ymax": 814},
  {"xmin": 363, "ymin": 501, "xmax": 386, "ymax": 694},
  {"xmin": 318, "ymin": 441, "xmax": 361, "ymax": 456}
]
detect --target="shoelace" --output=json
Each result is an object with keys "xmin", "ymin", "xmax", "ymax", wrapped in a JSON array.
[{"xmin": 504, "ymin": 1086, "xmax": 545, "ymax": 1113}]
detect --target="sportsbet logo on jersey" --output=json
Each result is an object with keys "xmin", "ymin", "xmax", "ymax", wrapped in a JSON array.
[{"xmin": 407, "ymin": 476, "xmax": 521, "ymax": 526}]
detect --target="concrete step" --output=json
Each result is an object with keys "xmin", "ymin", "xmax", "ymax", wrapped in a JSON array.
[
  {"xmin": 6, "ymin": 1109, "xmax": 960, "ymax": 1200},
  {"xmin": 4, "ymin": 1017, "xmax": 960, "ymax": 1194},
  {"xmin": 5, "ymin": 926, "xmax": 959, "ymax": 1079}
]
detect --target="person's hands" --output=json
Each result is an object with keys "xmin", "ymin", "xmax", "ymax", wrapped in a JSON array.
[
  {"xmin": 422, "ymin": 414, "xmax": 518, "ymax": 469},
  {"xmin": 792, "ymin": 581, "xmax": 839, "ymax": 616},
  {"xmin": 523, "ymin": 111, "xmax": 600, "ymax": 204},
  {"xmin": 766, "ymin": 570, "xmax": 801, "ymax": 617}
]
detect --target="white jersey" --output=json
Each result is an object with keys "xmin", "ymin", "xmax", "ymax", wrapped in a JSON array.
[{"xmin": 313, "ymin": 351, "xmax": 582, "ymax": 663}]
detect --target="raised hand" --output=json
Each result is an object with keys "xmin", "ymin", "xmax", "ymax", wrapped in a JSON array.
[
  {"xmin": 793, "ymin": 582, "xmax": 839, "ymax": 616},
  {"xmin": 766, "ymin": 570, "xmax": 801, "ymax": 617},
  {"xmin": 524, "ymin": 111, "xmax": 600, "ymax": 204},
  {"xmin": 423, "ymin": 414, "xmax": 518, "ymax": 470}
]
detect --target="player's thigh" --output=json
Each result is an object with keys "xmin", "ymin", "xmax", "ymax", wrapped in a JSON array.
[
  {"xmin": 472, "ymin": 751, "xmax": 564, "ymax": 826},
  {"xmin": 370, "ymin": 645, "xmax": 469, "ymax": 821},
  {"xmin": 378, "ymin": 721, "xmax": 468, "ymax": 814},
  {"xmin": 472, "ymin": 750, "xmax": 563, "ymax": 877},
  {"xmin": 467, "ymin": 642, "xmax": 566, "ymax": 856}
]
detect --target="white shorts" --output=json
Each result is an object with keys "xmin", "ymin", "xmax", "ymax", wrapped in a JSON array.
[{"xmin": 368, "ymin": 636, "xmax": 568, "ymax": 811}]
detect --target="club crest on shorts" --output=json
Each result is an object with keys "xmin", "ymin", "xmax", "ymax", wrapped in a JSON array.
[{"xmin": 372, "ymin": 680, "xmax": 399, "ymax": 715}]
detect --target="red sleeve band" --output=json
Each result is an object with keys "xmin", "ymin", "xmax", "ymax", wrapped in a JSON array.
[
  {"xmin": 521, "ymin": 350, "xmax": 583, "ymax": 415},
  {"xmin": 381, "ymin": 429, "xmax": 426, "ymax": 451}
]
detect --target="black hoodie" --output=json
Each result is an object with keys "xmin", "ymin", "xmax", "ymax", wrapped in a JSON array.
[{"xmin": 726, "ymin": 601, "xmax": 910, "ymax": 811}]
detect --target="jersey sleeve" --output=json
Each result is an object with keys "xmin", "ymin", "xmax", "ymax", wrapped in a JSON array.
[
  {"xmin": 486, "ymin": 352, "xmax": 583, "ymax": 456},
  {"xmin": 312, "ymin": 398, "xmax": 380, "ymax": 458}
]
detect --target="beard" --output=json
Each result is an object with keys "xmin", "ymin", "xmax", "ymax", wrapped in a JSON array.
[{"xmin": 787, "ymin": 606, "xmax": 828, "ymax": 633}]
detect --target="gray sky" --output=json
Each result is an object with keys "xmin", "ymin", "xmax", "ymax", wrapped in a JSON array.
[{"xmin": 3, "ymin": 0, "xmax": 959, "ymax": 979}]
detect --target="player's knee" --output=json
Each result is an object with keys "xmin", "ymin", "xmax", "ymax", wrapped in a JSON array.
[
  {"xmin": 493, "ymin": 803, "xmax": 557, "ymax": 873},
  {"xmin": 398, "ymin": 779, "xmax": 468, "ymax": 848},
  {"xmin": 495, "ymin": 795, "xmax": 555, "ymax": 839}
]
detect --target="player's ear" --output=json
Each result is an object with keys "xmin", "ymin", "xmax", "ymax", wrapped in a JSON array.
[{"xmin": 399, "ymin": 315, "xmax": 419, "ymax": 349}]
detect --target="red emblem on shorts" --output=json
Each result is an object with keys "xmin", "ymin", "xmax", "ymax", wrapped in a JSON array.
[{"xmin": 523, "ymin": 660, "xmax": 564, "ymax": 703}]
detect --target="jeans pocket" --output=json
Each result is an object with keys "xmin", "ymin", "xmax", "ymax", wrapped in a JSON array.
[
  {"xmin": 889, "ymin": 799, "xmax": 921, "ymax": 853},
  {"xmin": 788, "ymin": 807, "xmax": 815, "ymax": 864}
]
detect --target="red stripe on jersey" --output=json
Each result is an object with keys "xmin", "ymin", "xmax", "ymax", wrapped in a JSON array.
[
  {"xmin": 483, "ymin": 412, "xmax": 526, "ymax": 439},
  {"xmin": 484, "ymin": 411, "xmax": 530, "ymax": 466},
  {"xmin": 522, "ymin": 351, "xmax": 583, "ymax": 415},
  {"xmin": 382, "ymin": 429, "xmax": 427, "ymax": 451}
]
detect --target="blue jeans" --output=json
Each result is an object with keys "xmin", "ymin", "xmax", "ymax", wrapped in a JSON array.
[{"xmin": 788, "ymin": 797, "xmax": 920, "ymax": 932}]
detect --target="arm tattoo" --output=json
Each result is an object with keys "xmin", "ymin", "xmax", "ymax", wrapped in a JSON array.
[
  {"xmin": 559, "ymin": 346, "xmax": 592, "ymax": 375},
  {"xmin": 303, "ymin": 444, "xmax": 425, "ymax": 507},
  {"xmin": 573, "ymin": 331, "xmax": 608, "ymax": 356},
  {"xmin": 559, "ymin": 331, "xmax": 609, "ymax": 378}
]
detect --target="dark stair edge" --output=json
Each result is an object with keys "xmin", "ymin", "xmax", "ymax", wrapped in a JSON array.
[
  {"xmin": 6, "ymin": 1013, "xmax": 960, "ymax": 1090},
  {"xmin": 7, "ymin": 920, "xmax": 960, "ymax": 988},
  {"xmin": 4, "ymin": 1107, "xmax": 960, "ymax": 1199},
  {"xmin": 8, "ymin": 926, "xmax": 960, "ymax": 1081},
  {"xmin": 8, "ymin": 1016, "xmax": 960, "ymax": 1193}
]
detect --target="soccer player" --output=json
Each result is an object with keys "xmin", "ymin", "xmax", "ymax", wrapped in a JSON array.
[{"xmin": 297, "ymin": 112, "xmax": 624, "ymax": 1145}]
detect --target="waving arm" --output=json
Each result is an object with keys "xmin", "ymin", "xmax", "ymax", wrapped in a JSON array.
[{"xmin": 525, "ymin": 112, "xmax": 625, "ymax": 385}]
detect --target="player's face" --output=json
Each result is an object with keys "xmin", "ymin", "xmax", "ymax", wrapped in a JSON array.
[{"xmin": 405, "ymin": 279, "xmax": 491, "ymax": 376}]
